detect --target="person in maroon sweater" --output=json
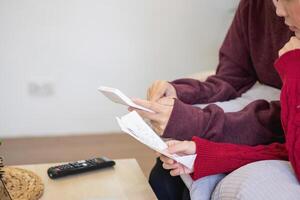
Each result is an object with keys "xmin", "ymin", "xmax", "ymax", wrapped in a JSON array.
[
  {"xmin": 134, "ymin": 0, "xmax": 293, "ymax": 144},
  {"xmin": 129, "ymin": 0, "xmax": 294, "ymax": 199},
  {"xmin": 158, "ymin": 0, "xmax": 300, "ymax": 198}
]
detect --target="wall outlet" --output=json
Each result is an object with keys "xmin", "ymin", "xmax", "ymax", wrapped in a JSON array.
[{"xmin": 28, "ymin": 82, "xmax": 55, "ymax": 97}]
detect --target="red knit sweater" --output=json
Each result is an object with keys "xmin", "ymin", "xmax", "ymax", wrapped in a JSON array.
[{"xmin": 191, "ymin": 49, "xmax": 300, "ymax": 182}]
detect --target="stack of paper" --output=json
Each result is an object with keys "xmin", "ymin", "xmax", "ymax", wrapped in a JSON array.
[{"xmin": 116, "ymin": 111, "xmax": 196, "ymax": 170}]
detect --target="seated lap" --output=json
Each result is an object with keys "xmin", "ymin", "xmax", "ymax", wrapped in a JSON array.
[{"xmin": 211, "ymin": 160, "xmax": 300, "ymax": 200}]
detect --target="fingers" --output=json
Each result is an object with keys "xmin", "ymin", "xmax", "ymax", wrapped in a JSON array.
[
  {"xmin": 147, "ymin": 81, "xmax": 168, "ymax": 102},
  {"xmin": 157, "ymin": 97, "xmax": 175, "ymax": 106},
  {"xmin": 129, "ymin": 99, "xmax": 164, "ymax": 122},
  {"xmin": 160, "ymin": 155, "xmax": 175, "ymax": 165},
  {"xmin": 129, "ymin": 98, "xmax": 174, "ymax": 135},
  {"xmin": 167, "ymin": 141, "xmax": 196, "ymax": 155},
  {"xmin": 161, "ymin": 161, "xmax": 188, "ymax": 176},
  {"xmin": 290, "ymin": 36, "xmax": 298, "ymax": 42},
  {"xmin": 133, "ymin": 98, "xmax": 165, "ymax": 113},
  {"xmin": 167, "ymin": 141, "xmax": 189, "ymax": 154},
  {"xmin": 162, "ymin": 162, "xmax": 180, "ymax": 170},
  {"xmin": 279, "ymin": 49, "xmax": 285, "ymax": 57},
  {"xmin": 131, "ymin": 98, "xmax": 173, "ymax": 124},
  {"xmin": 131, "ymin": 98, "xmax": 174, "ymax": 113},
  {"xmin": 170, "ymin": 167, "xmax": 184, "ymax": 176},
  {"xmin": 160, "ymin": 155, "xmax": 177, "ymax": 170},
  {"xmin": 130, "ymin": 108, "xmax": 160, "ymax": 122},
  {"xmin": 159, "ymin": 147, "xmax": 193, "ymax": 176},
  {"xmin": 291, "ymin": 36, "xmax": 300, "ymax": 48},
  {"xmin": 150, "ymin": 121, "xmax": 163, "ymax": 135},
  {"xmin": 279, "ymin": 43, "xmax": 290, "ymax": 57},
  {"xmin": 147, "ymin": 80, "xmax": 177, "ymax": 102},
  {"xmin": 166, "ymin": 140, "xmax": 181, "ymax": 147},
  {"xmin": 279, "ymin": 36, "xmax": 300, "ymax": 57}
]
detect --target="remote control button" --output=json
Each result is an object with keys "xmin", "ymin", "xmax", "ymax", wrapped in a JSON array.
[{"xmin": 93, "ymin": 158, "xmax": 105, "ymax": 164}]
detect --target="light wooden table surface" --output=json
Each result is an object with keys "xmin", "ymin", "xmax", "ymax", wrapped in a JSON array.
[{"xmin": 16, "ymin": 159, "xmax": 157, "ymax": 200}]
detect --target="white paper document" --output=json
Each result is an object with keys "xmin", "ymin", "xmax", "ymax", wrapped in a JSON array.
[
  {"xmin": 98, "ymin": 86, "xmax": 154, "ymax": 113},
  {"xmin": 116, "ymin": 111, "xmax": 196, "ymax": 170}
]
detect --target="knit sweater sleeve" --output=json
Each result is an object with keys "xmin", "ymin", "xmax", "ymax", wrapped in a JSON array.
[
  {"xmin": 275, "ymin": 49, "xmax": 300, "ymax": 182},
  {"xmin": 191, "ymin": 137, "xmax": 288, "ymax": 180},
  {"xmin": 163, "ymin": 99, "xmax": 283, "ymax": 144},
  {"xmin": 171, "ymin": 0, "xmax": 256, "ymax": 105}
]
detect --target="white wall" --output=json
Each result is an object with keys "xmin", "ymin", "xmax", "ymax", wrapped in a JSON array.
[{"xmin": 0, "ymin": 0, "xmax": 239, "ymax": 138}]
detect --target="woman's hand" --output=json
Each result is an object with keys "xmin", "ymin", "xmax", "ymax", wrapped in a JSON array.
[
  {"xmin": 159, "ymin": 140, "xmax": 196, "ymax": 176},
  {"xmin": 129, "ymin": 97, "xmax": 174, "ymax": 135},
  {"xmin": 147, "ymin": 80, "xmax": 177, "ymax": 102},
  {"xmin": 279, "ymin": 36, "xmax": 300, "ymax": 57}
]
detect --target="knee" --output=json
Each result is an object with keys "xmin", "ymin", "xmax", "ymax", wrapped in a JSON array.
[
  {"xmin": 149, "ymin": 158, "xmax": 165, "ymax": 186},
  {"xmin": 189, "ymin": 174, "xmax": 225, "ymax": 200},
  {"xmin": 149, "ymin": 157, "xmax": 184, "ymax": 188},
  {"xmin": 212, "ymin": 160, "xmax": 298, "ymax": 200},
  {"xmin": 149, "ymin": 158, "xmax": 188, "ymax": 200}
]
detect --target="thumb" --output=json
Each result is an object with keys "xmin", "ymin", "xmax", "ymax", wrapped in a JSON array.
[
  {"xmin": 167, "ymin": 141, "xmax": 195, "ymax": 155},
  {"xmin": 149, "ymin": 89, "xmax": 165, "ymax": 102}
]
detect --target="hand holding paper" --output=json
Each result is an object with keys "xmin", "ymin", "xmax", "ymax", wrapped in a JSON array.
[
  {"xmin": 116, "ymin": 111, "xmax": 196, "ymax": 170},
  {"xmin": 99, "ymin": 86, "xmax": 196, "ymax": 171},
  {"xmin": 98, "ymin": 86, "xmax": 154, "ymax": 113},
  {"xmin": 128, "ymin": 98, "xmax": 174, "ymax": 136},
  {"xmin": 160, "ymin": 140, "xmax": 196, "ymax": 176}
]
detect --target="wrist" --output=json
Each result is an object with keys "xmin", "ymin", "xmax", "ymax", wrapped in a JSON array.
[
  {"xmin": 170, "ymin": 79, "xmax": 201, "ymax": 104},
  {"xmin": 162, "ymin": 99, "xmax": 203, "ymax": 140}
]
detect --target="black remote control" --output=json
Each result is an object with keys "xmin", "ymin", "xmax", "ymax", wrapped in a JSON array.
[{"xmin": 47, "ymin": 157, "xmax": 115, "ymax": 179}]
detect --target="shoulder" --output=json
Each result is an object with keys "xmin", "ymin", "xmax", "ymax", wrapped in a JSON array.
[{"xmin": 237, "ymin": 0, "xmax": 275, "ymax": 17}]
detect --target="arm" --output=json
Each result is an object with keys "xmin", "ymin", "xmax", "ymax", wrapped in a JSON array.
[
  {"xmin": 191, "ymin": 46, "xmax": 300, "ymax": 181},
  {"xmin": 191, "ymin": 137, "xmax": 288, "ymax": 180},
  {"xmin": 163, "ymin": 99, "xmax": 284, "ymax": 145},
  {"xmin": 162, "ymin": 0, "xmax": 278, "ymax": 143},
  {"xmin": 172, "ymin": 0, "xmax": 257, "ymax": 105},
  {"xmin": 161, "ymin": 41, "xmax": 300, "ymax": 181},
  {"xmin": 138, "ymin": 0, "xmax": 284, "ymax": 144},
  {"xmin": 159, "ymin": 138, "xmax": 288, "ymax": 179},
  {"xmin": 275, "ymin": 48, "xmax": 300, "ymax": 182},
  {"xmin": 133, "ymin": 95, "xmax": 284, "ymax": 145}
]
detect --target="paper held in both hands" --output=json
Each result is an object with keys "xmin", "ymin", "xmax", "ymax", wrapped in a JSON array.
[
  {"xmin": 98, "ymin": 86, "xmax": 196, "ymax": 169},
  {"xmin": 116, "ymin": 111, "xmax": 196, "ymax": 170}
]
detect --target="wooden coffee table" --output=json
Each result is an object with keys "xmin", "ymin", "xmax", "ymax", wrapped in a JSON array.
[{"xmin": 15, "ymin": 159, "xmax": 157, "ymax": 200}]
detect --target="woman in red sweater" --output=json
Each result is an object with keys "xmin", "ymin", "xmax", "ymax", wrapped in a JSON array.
[{"xmin": 159, "ymin": 0, "xmax": 300, "ymax": 186}]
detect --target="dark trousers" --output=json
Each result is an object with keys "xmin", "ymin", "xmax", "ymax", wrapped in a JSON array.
[{"xmin": 149, "ymin": 158, "xmax": 190, "ymax": 200}]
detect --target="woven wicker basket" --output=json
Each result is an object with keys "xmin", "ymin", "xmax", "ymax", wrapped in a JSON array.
[{"xmin": 2, "ymin": 167, "xmax": 44, "ymax": 200}]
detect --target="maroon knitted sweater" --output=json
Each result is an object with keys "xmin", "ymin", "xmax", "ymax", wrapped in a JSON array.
[{"xmin": 163, "ymin": 0, "xmax": 293, "ymax": 145}]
